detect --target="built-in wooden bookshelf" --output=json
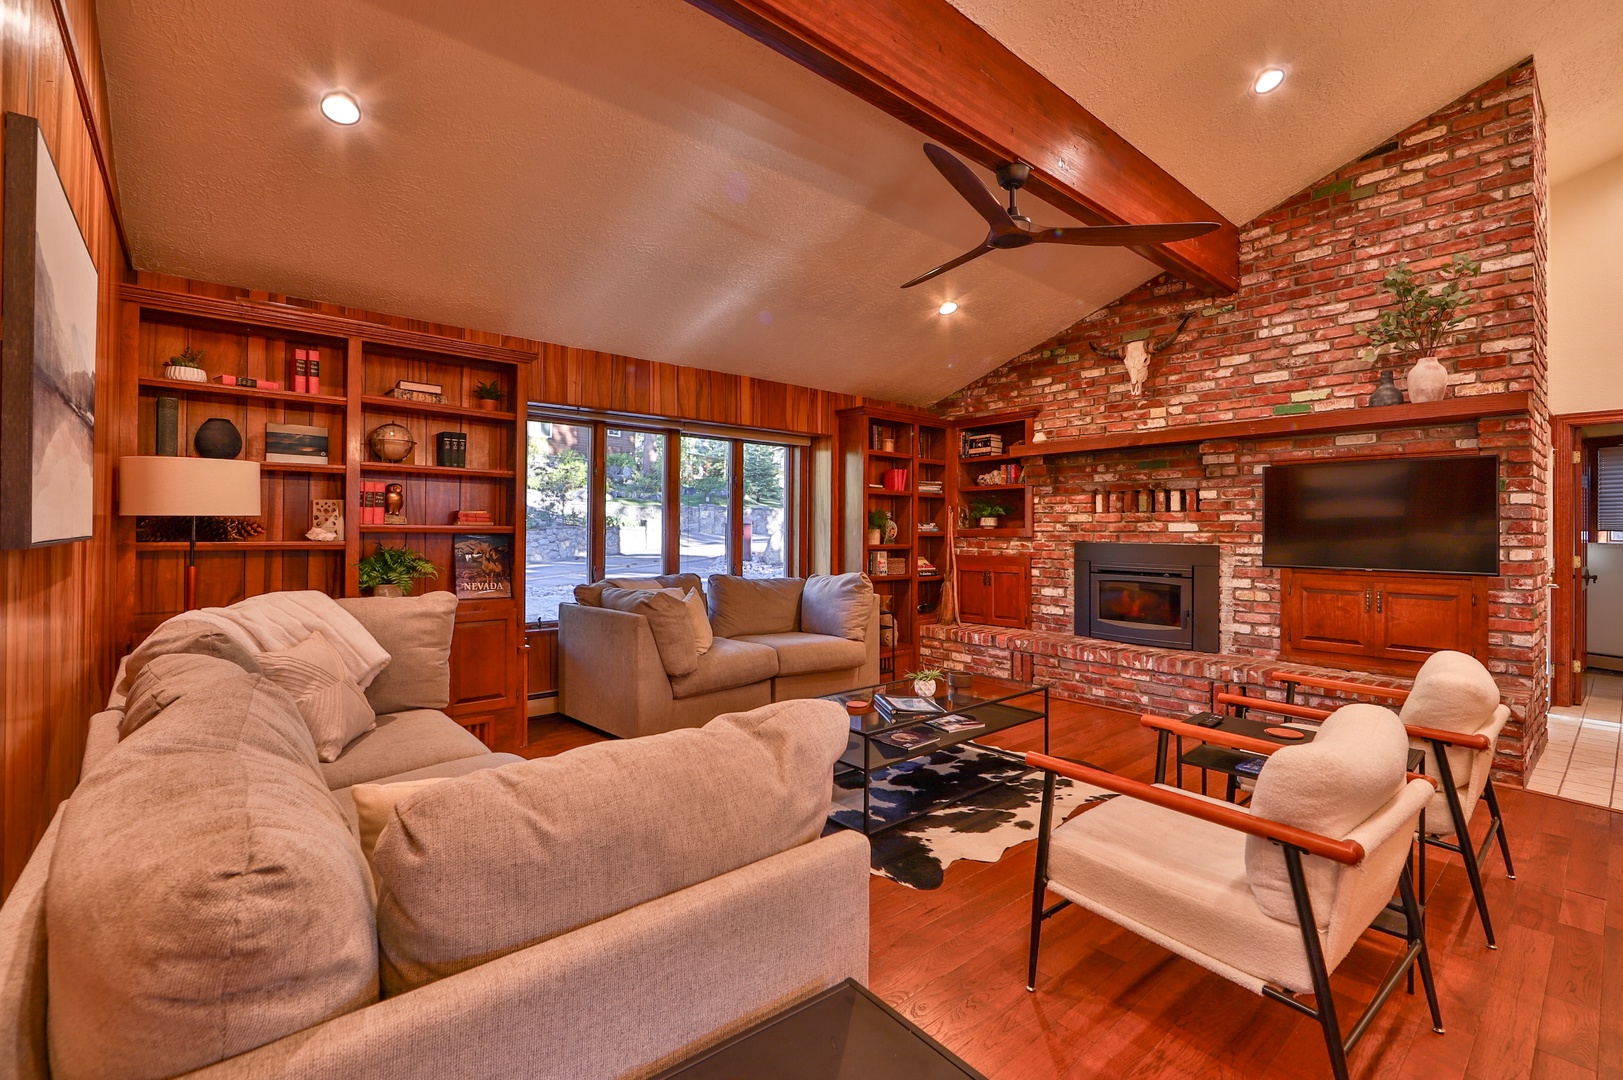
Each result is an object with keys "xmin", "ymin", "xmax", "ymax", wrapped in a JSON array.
[
  {"xmin": 119, "ymin": 286, "xmax": 535, "ymax": 750},
  {"xmin": 955, "ymin": 409, "xmax": 1036, "ymax": 538}
]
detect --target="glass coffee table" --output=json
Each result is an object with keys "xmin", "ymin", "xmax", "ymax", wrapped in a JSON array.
[{"xmin": 823, "ymin": 676, "xmax": 1049, "ymax": 835}]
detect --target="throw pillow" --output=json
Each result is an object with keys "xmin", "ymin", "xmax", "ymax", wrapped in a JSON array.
[
  {"xmin": 351, "ymin": 778, "xmax": 449, "ymax": 890},
  {"xmin": 707, "ymin": 575, "xmax": 805, "ymax": 638},
  {"xmin": 800, "ymin": 573, "xmax": 874, "ymax": 642},
  {"xmin": 371, "ymin": 697, "xmax": 850, "ymax": 994},
  {"xmin": 574, "ymin": 573, "xmax": 705, "ymax": 608},
  {"xmin": 598, "ymin": 586, "xmax": 700, "ymax": 676},
  {"xmin": 683, "ymin": 588, "xmax": 714, "ymax": 655},
  {"xmin": 118, "ymin": 653, "xmax": 255, "ymax": 740},
  {"xmin": 1244, "ymin": 703, "xmax": 1408, "ymax": 926},
  {"xmin": 257, "ymin": 631, "xmax": 377, "ymax": 762},
  {"xmin": 335, "ymin": 592, "xmax": 458, "ymax": 713},
  {"xmin": 115, "ymin": 614, "xmax": 263, "ymax": 698}
]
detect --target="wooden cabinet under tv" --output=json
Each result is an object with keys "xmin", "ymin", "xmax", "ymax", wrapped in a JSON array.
[{"xmin": 1279, "ymin": 568, "xmax": 1489, "ymax": 675}]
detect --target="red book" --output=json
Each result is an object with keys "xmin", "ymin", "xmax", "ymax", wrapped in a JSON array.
[
  {"xmin": 308, "ymin": 359, "xmax": 321, "ymax": 395},
  {"xmin": 293, "ymin": 350, "xmax": 307, "ymax": 393}
]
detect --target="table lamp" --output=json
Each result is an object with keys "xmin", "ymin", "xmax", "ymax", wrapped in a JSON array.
[{"xmin": 119, "ymin": 456, "xmax": 262, "ymax": 610}]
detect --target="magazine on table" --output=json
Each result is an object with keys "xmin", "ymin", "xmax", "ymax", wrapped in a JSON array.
[
  {"xmin": 927, "ymin": 714, "xmax": 982, "ymax": 734},
  {"xmin": 877, "ymin": 727, "xmax": 940, "ymax": 751},
  {"xmin": 874, "ymin": 693, "xmax": 945, "ymax": 717}
]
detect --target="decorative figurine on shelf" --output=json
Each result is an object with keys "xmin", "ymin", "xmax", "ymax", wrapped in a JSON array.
[
  {"xmin": 310, "ymin": 499, "xmax": 343, "ymax": 541},
  {"xmin": 163, "ymin": 346, "xmax": 207, "ymax": 383},
  {"xmin": 1367, "ymin": 254, "xmax": 1480, "ymax": 404},
  {"xmin": 383, "ymin": 483, "xmax": 408, "ymax": 525},
  {"xmin": 368, "ymin": 422, "xmax": 416, "ymax": 463},
  {"xmin": 193, "ymin": 418, "xmax": 243, "ymax": 459}
]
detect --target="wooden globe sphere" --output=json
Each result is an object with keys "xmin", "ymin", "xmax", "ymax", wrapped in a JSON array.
[{"xmin": 368, "ymin": 423, "xmax": 416, "ymax": 463}]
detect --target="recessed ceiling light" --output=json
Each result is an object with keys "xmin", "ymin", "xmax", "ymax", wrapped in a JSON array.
[
  {"xmin": 938, "ymin": 301, "xmax": 958, "ymax": 315},
  {"xmin": 320, "ymin": 91, "xmax": 361, "ymax": 125},
  {"xmin": 1253, "ymin": 68, "xmax": 1285, "ymax": 95}
]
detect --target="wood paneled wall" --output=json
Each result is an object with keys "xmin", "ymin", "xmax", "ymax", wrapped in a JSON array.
[{"xmin": 1, "ymin": 0, "xmax": 128, "ymax": 898}]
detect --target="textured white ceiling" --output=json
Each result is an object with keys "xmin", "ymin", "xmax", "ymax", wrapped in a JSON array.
[{"xmin": 95, "ymin": 1, "xmax": 1623, "ymax": 405}]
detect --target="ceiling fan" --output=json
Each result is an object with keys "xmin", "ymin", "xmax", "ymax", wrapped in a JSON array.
[{"xmin": 901, "ymin": 143, "xmax": 1221, "ymax": 289}]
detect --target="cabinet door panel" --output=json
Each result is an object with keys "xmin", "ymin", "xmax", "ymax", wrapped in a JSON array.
[
  {"xmin": 448, "ymin": 606, "xmax": 525, "ymax": 751},
  {"xmin": 1285, "ymin": 572, "xmax": 1372, "ymax": 656},
  {"xmin": 1377, "ymin": 580, "xmax": 1474, "ymax": 660},
  {"xmin": 957, "ymin": 555, "xmax": 1029, "ymax": 629}
]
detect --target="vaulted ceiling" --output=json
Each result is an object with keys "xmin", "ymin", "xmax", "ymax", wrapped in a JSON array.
[{"xmin": 96, "ymin": 1, "xmax": 1623, "ymax": 406}]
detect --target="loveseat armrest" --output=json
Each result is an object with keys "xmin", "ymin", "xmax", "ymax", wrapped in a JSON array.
[
  {"xmin": 181, "ymin": 831, "xmax": 871, "ymax": 1080},
  {"xmin": 558, "ymin": 603, "xmax": 674, "ymax": 738}
]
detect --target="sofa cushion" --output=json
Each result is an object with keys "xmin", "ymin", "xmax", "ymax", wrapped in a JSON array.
[
  {"xmin": 371, "ymin": 698, "xmax": 850, "ymax": 994},
  {"xmin": 800, "ymin": 573, "xmax": 873, "ymax": 642},
  {"xmin": 707, "ymin": 576, "xmax": 804, "ymax": 638},
  {"xmin": 257, "ymin": 631, "xmax": 378, "ymax": 762},
  {"xmin": 45, "ymin": 672, "xmax": 377, "ymax": 1080},
  {"xmin": 330, "ymin": 752, "xmax": 525, "ymax": 836},
  {"xmin": 1245, "ymin": 703, "xmax": 1408, "ymax": 925},
  {"xmin": 574, "ymin": 573, "xmax": 706, "ymax": 608},
  {"xmin": 336, "ymin": 592, "xmax": 457, "ymax": 713},
  {"xmin": 668, "ymin": 637, "xmax": 779, "ymax": 699},
  {"xmin": 115, "ymin": 613, "xmax": 262, "ymax": 697},
  {"xmin": 118, "ymin": 653, "xmax": 254, "ymax": 740},
  {"xmin": 319, "ymin": 709, "xmax": 491, "ymax": 790},
  {"xmin": 731, "ymin": 632, "xmax": 866, "ymax": 677},
  {"xmin": 599, "ymin": 587, "xmax": 700, "ymax": 677},
  {"xmin": 683, "ymin": 588, "xmax": 714, "ymax": 656}
]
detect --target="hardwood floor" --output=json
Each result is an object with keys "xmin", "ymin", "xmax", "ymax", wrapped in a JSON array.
[
  {"xmin": 869, "ymin": 699, "xmax": 1623, "ymax": 1080},
  {"xmin": 518, "ymin": 699, "xmax": 1622, "ymax": 1078}
]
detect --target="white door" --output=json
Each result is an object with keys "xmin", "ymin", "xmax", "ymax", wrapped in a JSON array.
[{"xmin": 1586, "ymin": 543, "xmax": 1623, "ymax": 660}]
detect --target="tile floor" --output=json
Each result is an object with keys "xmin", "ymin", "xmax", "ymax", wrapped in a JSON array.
[{"xmin": 1524, "ymin": 669, "xmax": 1623, "ymax": 809}]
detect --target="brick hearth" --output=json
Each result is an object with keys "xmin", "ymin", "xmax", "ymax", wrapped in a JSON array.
[{"xmin": 934, "ymin": 62, "xmax": 1550, "ymax": 779}]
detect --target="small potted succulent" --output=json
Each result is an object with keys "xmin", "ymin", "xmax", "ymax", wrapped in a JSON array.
[
  {"xmin": 970, "ymin": 501, "xmax": 1007, "ymax": 529},
  {"xmin": 355, "ymin": 544, "xmax": 438, "ymax": 597},
  {"xmin": 1367, "ymin": 254, "xmax": 1480, "ymax": 403},
  {"xmin": 908, "ymin": 668, "xmax": 945, "ymax": 698},
  {"xmin": 473, "ymin": 380, "xmax": 505, "ymax": 411},
  {"xmin": 163, "ymin": 346, "xmax": 207, "ymax": 383},
  {"xmin": 867, "ymin": 509, "xmax": 889, "ymax": 546}
]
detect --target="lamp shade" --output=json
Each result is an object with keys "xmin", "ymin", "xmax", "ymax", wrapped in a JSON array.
[{"xmin": 118, "ymin": 457, "xmax": 262, "ymax": 517}]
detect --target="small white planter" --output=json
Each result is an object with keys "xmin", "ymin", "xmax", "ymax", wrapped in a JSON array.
[
  {"xmin": 163, "ymin": 364, "xmax": 206, "ymax": 382},
  {"xmin": 979, "ymin": 517, "xmax": 999, "ymax": 528},
  {"xmin": 913, "ymin": 679, "xmax": 937, "ymax": 697},
  {"xmin": 371, "ymin": 584, "xmax": 405, "ymax": 598}
]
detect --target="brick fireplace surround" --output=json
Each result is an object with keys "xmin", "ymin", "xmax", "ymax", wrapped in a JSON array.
[{"xmin": 922, "ymin": 61, "xmax": 1550, "ymax": 783}]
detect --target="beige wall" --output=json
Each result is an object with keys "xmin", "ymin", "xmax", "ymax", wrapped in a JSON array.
[{"xmin": 1549, "ymin": 150, "xmax": 1623, "ymax": 417}]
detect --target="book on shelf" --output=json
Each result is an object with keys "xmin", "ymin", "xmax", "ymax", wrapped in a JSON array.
[
  {"xmin": 395, "ymin": 379, "xmax": 444, "ymax": 395},
  {"xmin": 435, "ymin": 431, "xmax": 467, "ymax": 467},
  {"xmin": 289, "ymin": 347, "xmax": 322, "ymax": 394},
  {"xmin": 962, "ymin": 431, "xmax": 1004, "ymax": 458},
  {"xmin": 927, "ymin": 714, "xmax": 982, "ymax": 734},
  {"xmin": 452, "ymin": 510, "xmax": 493, "ymax": 525},
  {"xmin": 868, "ymin": 551, "xmax": 889, "ymax": 576},
  {"xmin": 877, "ymin": 727, "xmax": 938, "ymax": 751},
  {"xmin": 917, "ymin": 481, "xmax": 945, "ymax": 494},
  {"xmin": 453, "ymin": 533, "xmax": 513, "ymax": 599},
  {"xmin": 360, "ymin": 481, "xmax": 388, "ymax": 524},
  {"xmin": 916, "ymin": 558, "xmax": 938, "ymax": 576},
  {"xmin": 212, "ymin": 374, "xmax": 281, "ymax": 390},
  {"xmin": 308, "ymin": 358, "xmax": 320, "ymax": 394},
  {"xmin": 264, "ymin": 423, "xmax": 329, "ymax": 465},
  {"xmin": 874, "ymin": 693, "xmax": 944, "ymax": 717},
  {"xmin": 917, "ymin": 522, "xmax": 941, "ymax": 533},
  {"xmin": 387, "ymin": 387, "xmax": 449, "ymax": 404}
]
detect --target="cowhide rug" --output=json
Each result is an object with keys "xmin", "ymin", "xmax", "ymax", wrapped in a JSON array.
[{"xmin": 829, "ymin": 743, "xmax": 1114, "ymax": 890}]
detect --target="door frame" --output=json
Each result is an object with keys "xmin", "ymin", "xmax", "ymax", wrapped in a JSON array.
[{"xmin": 1551, "ymin": 409, "xmax": 1623, "ymax": 706}]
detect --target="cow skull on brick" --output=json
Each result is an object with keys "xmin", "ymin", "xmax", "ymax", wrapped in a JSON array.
[{"xmin": 1089, "ymin": 313, "xmax": 1193, "ymax": 397}]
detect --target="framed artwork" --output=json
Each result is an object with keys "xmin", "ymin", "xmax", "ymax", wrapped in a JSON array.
[
  {"xmin": 1, "ymin": 113, "xmax": 97, "ymax": 549},
  {"xmin": 452, "ymin": 533, "xmax": 513, "ymax": 600}
]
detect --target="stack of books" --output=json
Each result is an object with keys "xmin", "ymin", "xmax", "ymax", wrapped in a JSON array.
[
  {"xmin": 452, "ymin": 510, "xmax": 492, "ymax": 526},
  {"xmin": 874, "ymin": 693, "xmax": 944, "ymax": 723},
  {"xmin": 359, "ymin": 481, "xmax": 389, "ymax": 524},
  {"xmin": 386, "ymin": 379, "xmax": 447, "ymax": 404},
  {"xmin": 917, "ymin": 521, "xmax": 942, "ymax": 533},
  {"xmin": 962, "ymin": 432, "xmax": 1004, "ymax": 458},
  {"xmin": 435, "ymin": 431, "xmax": 468, "ymax": 467},
  {"xmin": 917, "ymin": 479, "xmax": 945, "ymax": 494},
  {"xmin": 290, "ymin": 348, "xmax": 322, "ymax": 393},
  {"xmin": 916, "ymin": 557, "xmax": 939, "ymax": 577}
]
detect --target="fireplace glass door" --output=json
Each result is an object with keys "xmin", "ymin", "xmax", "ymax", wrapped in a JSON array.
[{"xmin": 1088, "ymin": 571, "xmax": 1193, "ymax": 648}]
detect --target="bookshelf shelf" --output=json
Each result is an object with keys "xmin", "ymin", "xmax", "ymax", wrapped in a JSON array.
[
  {"xmin": 360, "ymin": 462, "xmax": 515, "ymax": 479},
  {"xmin": 137, "ymin": 378, "xmax": 348, "ymax": 410},
  {"xmin": 361, "ymin": 395, "xmax": 518, "ymax": 423},
  {"xmin": 359, "ymin": 524, "xmax": 516, "ymax": 534}
]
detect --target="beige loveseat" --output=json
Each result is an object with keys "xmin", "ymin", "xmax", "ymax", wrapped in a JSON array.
[
  {"xmin": 0, "ymin": 593, "xmax": 868, "ymax": 1080},
  {"xmin": 560, "ymin": 573, "xmax": 880, "ymax": 740}
]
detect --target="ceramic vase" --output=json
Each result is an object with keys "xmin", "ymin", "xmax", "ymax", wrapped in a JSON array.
[
  {"xmin": 1406, "ymin": 356, "xmax": 1449, "ymax": 403},
  {"xmin": 163, "ymin": 364, "xmax": 206, "ymax": 382},
  {"xmin": 883, "ymin": 520, "xmax": 898, "ymax": 543},
  {"xmin": 913, "ymin": 679, "xmax": 937, "ymax": 698},
  {"xmin": 1368, "ymin": 370, "xmax": 1404, "ymax": 407},
  {"xmin": 193, "ymin": 418, "xmax": 243, "ymax": 459},
  {"xmin": 979, "ymin": 517, "xmax": 998, "ymax": 528}
]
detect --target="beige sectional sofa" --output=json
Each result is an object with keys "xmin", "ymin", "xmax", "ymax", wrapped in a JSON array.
[
  {"xmin": 0, "ymin": 592, "xmax": 868, "ymax": 1080},
  {"xmin": 560, "ymin": 572, "xmax": 880, "ymax": 739}
]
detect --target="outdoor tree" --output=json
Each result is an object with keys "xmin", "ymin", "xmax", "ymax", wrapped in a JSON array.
[{"xmin": 527, "ymin": 445, "xmax": 588, "ymax": 526}]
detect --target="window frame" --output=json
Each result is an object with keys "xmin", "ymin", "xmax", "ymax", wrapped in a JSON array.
[{"xmin": 526, "ymin": 409, "xmax": 804, "ymax": 627}]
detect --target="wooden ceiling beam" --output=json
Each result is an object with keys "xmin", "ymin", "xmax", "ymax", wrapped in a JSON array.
[{"xmin": 687, "ymin": 0, "xmax": 1240, "ymax": 294}]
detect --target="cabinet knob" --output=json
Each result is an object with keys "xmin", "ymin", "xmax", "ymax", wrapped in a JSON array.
[
  {"xmin": 1376, "ymin": 591, "xmax": 1383, "ymax": 614},
  {"xmin": 1364, "ymin": 588, "xmax": 1371, "ymax": 612}
]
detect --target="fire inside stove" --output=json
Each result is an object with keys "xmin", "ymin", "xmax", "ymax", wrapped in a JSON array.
[{"xmin": 1096, "ymin": 580, "xmax": 1183, "ymax": 628}]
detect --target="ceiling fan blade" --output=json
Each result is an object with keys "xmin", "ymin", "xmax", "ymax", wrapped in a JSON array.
[
  {"xmin": 1033, "ymin": 222, "xmax": 1222, "ymax": 246},
  {"xmin": 923, "ymin": 144, "xmax": 1018, "ymax": 235},
  {"xmin": 900, "ymin": 242, "xmax": 995, "ymax": 289}
]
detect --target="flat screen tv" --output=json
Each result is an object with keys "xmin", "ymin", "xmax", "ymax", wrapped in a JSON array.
[{"xmin": 1262, "ymin": 455, "xmax": 1498, "ymax": 575}]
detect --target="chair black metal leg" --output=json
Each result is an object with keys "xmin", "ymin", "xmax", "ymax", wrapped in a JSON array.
[
  {"xmin": 1433, "ymin": 745, "xmax": 1497, "ymax": 948},
  {"xmin": 1482, "ymin": 778, "xmax": 1515, "ymax": 879},
  {"xmin": 1283, "ymin": 847, "xmax": 1350, "ymax": 1080},
  {"xmin": 1398, "ymin": 864, "xmax": 1444, "ymax": 1034},
  {"xmin": 1028, "ymin": 770, "xmax": 1057, "ymax": 991}
]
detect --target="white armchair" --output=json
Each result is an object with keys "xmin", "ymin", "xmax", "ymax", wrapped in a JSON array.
[
  {"xmin": 1026, "ymin": 704, "xmax": 1442, "ymax": 1080},
  {"xmin": 1266, "ymin": 650, "xmax": 1516, "ymax": 948}
]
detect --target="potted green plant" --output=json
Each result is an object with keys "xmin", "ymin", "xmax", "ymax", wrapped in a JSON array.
[
  {"xmin": 907, "ymin": 667, "xmax": 945, "ymax": 698},
  {"xmin": 867, "ymin": 508, "xmax": 889, "ymax": 546},
  {"xmin": 1367, "ymin": 254, "xmax": 1480, "ymax": 403},
  {"xmin": 163, "ymin": 346, "xmax": 207, "ymax": 383},
  {"xmin": 473, "ymin": 380, "xmax": 505, "ymax": 411},
  {"xmin": 969, "ymin": 501, "xmax": 1007, "ymax": 529},
  {"xmin": 355, "ymin": 544, "xmax": 438, "ymax": 597}
]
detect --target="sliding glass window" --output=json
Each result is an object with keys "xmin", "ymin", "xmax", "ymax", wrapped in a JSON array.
[{"xmin": 525, "ymin": 414, "xmax": 801, "ymax": 625}]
